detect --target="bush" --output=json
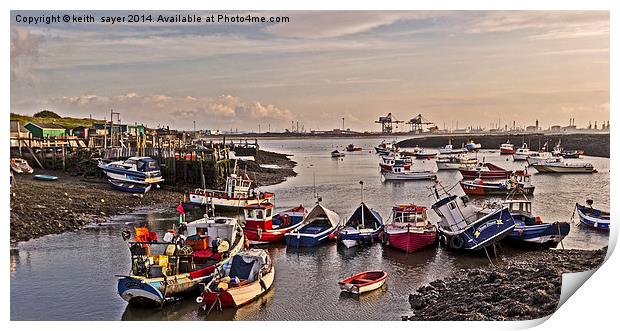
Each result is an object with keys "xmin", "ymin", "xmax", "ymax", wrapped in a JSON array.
[{"xmin": 33, "ymin": 110, "xmax": 61, "ymax": 118}]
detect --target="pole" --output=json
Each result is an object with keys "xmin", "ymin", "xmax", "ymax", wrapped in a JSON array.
[{"xmin": 360, "ymin": 180, "xmax": 365, "ymax": 228}]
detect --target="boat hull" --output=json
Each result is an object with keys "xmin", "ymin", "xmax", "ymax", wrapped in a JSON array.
[
  {"xmin": 438, "ymin": 207, "xmax": 515, "ymax": 251},
  {"xmin": 576, "ymin": 204, "xmax": 610, "ymax": 231},
  {"xmin": 284, "ymin": 228, "xmax": 337, "ymax": 247},
  {"xmin": 338, "ymin": 228, "xmax": 383, "ymax": 248},
  {"xmin": 500, "ymin": 148, "xmax": 516, "ymax": 155},
  {"xmin": 531, "ymin": 164, "xmax": 596, "ymax": 173},
  {"xmin": 108, "ymin": 179, "xmax": 152, "ymax": 194},
  {"xmin": 201, "ymin": 266, "xmax": 275, "ymax": 308},
  {"xmin": 385, "ymin": 228, "xmax": 437, "ymax": 253},
  {"xmin": 460, "ymin": 181, "xmax": 535, "ymax": 196},
  {"xmin": 507, "ymin": 222, "xmax": 570, "ymax": 248},
  {"xmin": 117, "ymin": 272, "xmax": 211, "ymax": 307},
  {"xmin": 382, "ymin": 172, "xmax": 437, "ymax": 181},
  {"xmin": 379, "ymin": 163, "xmax": 411, "ymax": 172},
  {"xmin": 339, "ymin": 271, "xmax": 388, "ymax": 295},
  {"xmin": 189, "ymin": 193, "xmax": 274, "ymax": 210}
]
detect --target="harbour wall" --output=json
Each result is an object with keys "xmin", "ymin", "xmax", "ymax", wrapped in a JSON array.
[{"xmin": 397, "ymin": 133, "xmax": 610, "ymax": 158}]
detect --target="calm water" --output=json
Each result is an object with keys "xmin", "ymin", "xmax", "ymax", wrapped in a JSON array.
[{"xmin": 10, "ymin": 137, "xmax": 610, "ymax": 320}]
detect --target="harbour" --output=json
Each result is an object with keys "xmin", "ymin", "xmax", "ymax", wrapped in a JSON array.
[{"xmin": 10, "ymin": 137, "xmax": 609, "ymax": 321}]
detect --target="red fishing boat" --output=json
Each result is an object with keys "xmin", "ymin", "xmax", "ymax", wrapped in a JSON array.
[
  {"xmin": 500, "ymin": 140, "xmax": 516, "ymax": 154},
  {"xmin": 383, "ymin": 205, "xmax": 437, "ymax": 253},
  {"xmin": 243, "ymin": 204, "xmax": 307, "ymax": 244},
  {"xmin": 459, "ymin": 163, "xmax": 513, "ymax": 180}
]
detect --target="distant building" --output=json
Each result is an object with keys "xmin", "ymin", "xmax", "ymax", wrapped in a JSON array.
[
  {"xmin": 24, "ymin": 122, "xmax": 67, "ymax": 138},
  {"xmin": 10, "ymin": 120, "xmax": 31, "ymax": 139},
  {"xmin": 550, "ymin": 125, "xmax": 562, "ymax": 132},
  {"xmin": 525, "ymin": 125, "xmax": 539, "ymax": 132}
]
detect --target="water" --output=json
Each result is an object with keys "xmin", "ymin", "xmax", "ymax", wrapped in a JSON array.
[{"xmin": 10, "ymin": 137, "xmax": 610, "ymax": 320}]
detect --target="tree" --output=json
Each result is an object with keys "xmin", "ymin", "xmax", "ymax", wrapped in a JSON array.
[{"xmin": 33, "ymin": 110, "xmax": 61, "ymax": 118}]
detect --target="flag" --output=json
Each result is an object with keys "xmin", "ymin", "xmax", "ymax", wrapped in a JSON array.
[{"xmin": 177, "ymin": 202, "xmax": 185, "ymax": 215}]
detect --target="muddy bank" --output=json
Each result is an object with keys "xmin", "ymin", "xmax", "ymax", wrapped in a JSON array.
[
  {"xmin": 397, "ymin": 133, "xmax": 610, "ymax": 158},
  {"xmin": 10, "ymin": 172, "xmax": 183, "ymax": 243},
  {"xmin": 404, "ymin": 247, "xmax": 607, "ymax": 321},
  {"xmin": 236, "ymin": 149, "xmax": 297, "ymax": 187}
]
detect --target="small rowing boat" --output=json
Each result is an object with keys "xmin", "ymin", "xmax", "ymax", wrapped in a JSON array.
[
  {"xmin": 33, "ymin": 174, "xmax": 58, "ymax": 181},
  {"xmin": 346, "ymin": 144, "xmax": 363, "ymax": 152},
  {"xmin": 331, "ymin": 150, "xmax": 345, "ymax": 158},
  {"xmin": 576, "ymin": 200, "xmax": 610, "ymax": 231},
  {"xmin": 339, "ymin": 270, "xmax": 387, "ymax": 295},
  {"xmin": 10, "ymin": 158, "xmax": 34, "ymax": 174}
]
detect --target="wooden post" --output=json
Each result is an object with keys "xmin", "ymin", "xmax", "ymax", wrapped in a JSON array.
[
  {"xmin": 26, "ymin": 145, "xmax": 44, "ymax": 169},
  {"xmin": 62, "ymin": 146, "xmax": 66, "ymax": 170}
]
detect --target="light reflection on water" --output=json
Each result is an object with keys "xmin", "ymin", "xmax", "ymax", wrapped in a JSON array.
[{"xmin": 10, "ymin": 137, "xmax": 609, "ymax": 321}]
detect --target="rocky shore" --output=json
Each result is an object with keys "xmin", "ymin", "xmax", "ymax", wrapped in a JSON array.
[
  {"xmin": 404, "ymin": 247, "xmax": 607, "ymax": 321},
  {"xmin": 10, "ymin": 149, "xmax": 296, "ymax": 242}
]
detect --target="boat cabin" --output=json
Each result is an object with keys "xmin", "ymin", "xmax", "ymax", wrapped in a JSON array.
[
  {"xmin": 391, "ymin": 205, "xmax": 428, "ymax": 227},
  {"xmin": 243, "ymin": 203, "xmax": 275, "ymax": 230},
  {"xmin": 185, "ymin": 216, "xmax": 238, "ymax": 245},
  {"xmin": 226, "ymin": 174, "xmax": 254, "ymax": 198},
  {"xmin": 432, "ymin": 195, "xmax": 494, "ymax": 232}
]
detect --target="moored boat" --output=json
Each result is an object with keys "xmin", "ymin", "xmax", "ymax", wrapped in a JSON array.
[
  {"xmin": 436, "ymin": 154, "xmax": 478, "ymax": 170},
  {"xmin": 189, "ymin": 173, "xmax": 274, "ymax": 210},
  {"xmin": 346, "ymin": 144, "xmax": 363, "ymax": 152},
  {"xmin": 504, "ymin": 198, "xmax": 570, "ymax": 248},
  {"xmin": 431, "ymin": 185, "xmax": 516, "ymax": 251},
  {"xmin": 383, "ymin": 204, "xmax": 437, "ymax": 253},
  {"xmin": 576, "ymin": 200, "xmax": 610, "ymax": 231},
  {"xmin": 284, "ymin": 201, "xmax": 340, "ymax": 247},
  {"xmin": 465, "ymin": 139, "xmax": 482, "ymax": 151},
  {"xmin": 375, "ymin": 141, "xmax": 396, "ymax": 155},
  {"xmin": 197, "ymin": 249, "xmax": 274, "ymax": 308},
  {"xmin": 499, "ymin": 140, "xmax": 516, "ymax": 154},
  {"xmin": 460, "ymin": 171, "xmax": 534, "ymax": 196},
  {"xmin": 413, "ymin": 150, "xmax": 438, "ymax": 159},
  {"xmin": 459, "ymin": 162, "xmax": 513, "ymax": 180},
  {"xmin": 531, "ymin": 160, "xmax": 596, "ymax": 174},
  {"xmin": 512, "ymin": 143, "xmax": 532, "ymax": 161},
  {"xmin": 439, "ymin": 140, "xmax": 467, "ymax": 154},
  {"xmin": 338, "ymin": 201, "xmax": 384, "ymax": 248},
  {"xmin": 116, "ymin": 218, "xmax": 245, "ymax": 307},
  {"xmin": 98, "ymin": 157, "xmax": 164, "ymax": 184},
  {"xmin": 33, "ymin": 174, "xmax": 58, "ymax": 181},
  {"xmin": 526, "ymin": 151, "xmax": 557, "ymax": 166},
  {"xmin": 243, "ymin": 203, "xmax": 307, "ymax": 245},
  {"xmin": 379, "ymin": 155, "xmax": 411, "ymax": 172},
  {"xmin": 339, "ymin": 270, "xmax": 387, "ymax": 295},
  {"xmin": 382, "ymin": 165, "xmax": 437, "ymax": 181},
  {"xmin": 10, "ymin": 158, "xmax": 34, "ymax": 174},
  {"xmin": 331, "ymin": 150, "xmax": 345, "ymax": 158},
  {"xmin": 108, "ymin": 179, "xmax": 152, "ymax": 194}
]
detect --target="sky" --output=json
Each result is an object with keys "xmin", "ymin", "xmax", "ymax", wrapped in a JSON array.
[{"xmin": 10, "ymin": 10, "xmax": 610, "ymax": 132}]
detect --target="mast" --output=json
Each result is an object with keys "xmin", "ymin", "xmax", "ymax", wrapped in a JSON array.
[{"xmin": 360, "ymin": 180, "xmax": 365, "ymax": 228}]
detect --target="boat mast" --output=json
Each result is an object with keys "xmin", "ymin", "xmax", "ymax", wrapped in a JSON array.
[{"xmin": 360, "ymin": 180, "xmax": 365, "ymax": 228}]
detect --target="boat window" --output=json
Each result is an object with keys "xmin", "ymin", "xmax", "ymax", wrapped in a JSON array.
[
  {"xmin": 448, "ymin": 202, "xmax": 456, "ymax": 210},
  {"xmin": 266, "ymin": 208, "xmax": 272, "ymax": 217},
  {"xmin": 256, "ymin": 209, "xmax": 264, "ymax": 220},
  {"xmin": 246, "ymin": 209, "xmax": 255, "ymax": 219}
]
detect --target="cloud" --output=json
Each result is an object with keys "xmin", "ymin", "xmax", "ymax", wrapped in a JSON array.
[
  {"xmin": 10, "ymin": 27, "xmax": 43, "ymax": 83},
  {"xmin": 37, "ymin": 92, "xmax": 293, "ymax": 130}
]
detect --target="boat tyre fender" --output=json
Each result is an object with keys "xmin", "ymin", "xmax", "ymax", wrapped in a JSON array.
[
  {"xmin": 449, "ymin": 235, "xmax": 464, "ymax": 250},
  {"xmin": 379, "ymin": 232, "xmax": 388, "ymax": 245}
]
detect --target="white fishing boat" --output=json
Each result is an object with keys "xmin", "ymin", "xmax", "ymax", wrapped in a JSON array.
[
  {"xmin": 438, "ymin": 140, "xmax": 467, "ymax": 154},
  {"xmin": 331, "ymin": 150, "xmax": 345, "ymax": 158},
  {"xmin": 189, "ymin": 173, "xmax": 274, "ymax": 210},
  {"xmin": 465, "ymin": 140, "xmax": 482, "ymax": 151},
  {"xmin": 98, "ymin": 157, "xmax": 164, "ymax": 184},
  {"xmin": 382, "ymin": 165, "xmax": 437, "ymax": 181},
  {"xmin": 530, "ymin": 160, "xmax": 597, "ymax": 174},
  {"xmin": 526, "ymin": 151, "xmax": 558, "ymax": 166},
  {"xmin": 436, "ymin": 154, "xmax": 478, "ymax": 170},
  {"xmin": 513, "ymin": 143, "xmax": 532, "ymax": 161}
]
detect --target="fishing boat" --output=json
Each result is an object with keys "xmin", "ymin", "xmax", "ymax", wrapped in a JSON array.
[
  {"xmin": 338, "ymin": 191, "xmax": 384, "ymax": 248},
  {"xmin": 383, "ymin": 204, "xmax": 437, "ymax": 253},
  {"xmin": 375, "ymin": 141, "xmax": 396, "ymax": 155},
  {"xmin": 108, "ymin": 179, "xmax": 152, "ymax": 194},
  {"xmin": 530, "ymin": 160, "xmax": 597, "ymax": 174},
  {"xmin": 512, "ymin": 143, "xmax": 532, "ymax": 161},
  {"xmin": 346, "ymin": 144, "xmax": 363, "ymax": 152},
  {"xmin": 436, "ymin": 154, "xmax": 478, "ymax": 170},
  {"xmin": 439, "ymin": 140, "xmax": 467, "ymax": 154},
  {"xmin": 339, "ymin": 270, "xmax": 387, "ymax": 295},
  {"xmin": 526, "ymin": 151, "xmax": 557, "ymax": 166},
  {"xmin": 576, "ymin": 200, "xmax": 610, "ymax": 231},
  {"xmin": 465, "ymin": 139, "xmax": 482, "ymax": 151},
  {"xmin": 10, "ymin": 158, "xmax": 34, "ymax": 174},
  {"xmin": 284, "ymin": 201, "xmax": 340, "ymax": 247},
  {"xmin": 331, "ymin": 150, "xmax": 345, "ymax": 158},
  {"xmin": 197, "ymin": 249, "xmax": 274, "ymax": 309},
  {"xmin": 459, "ymin": 162, "xmax": 513, "ymax": 180},
  {"xmin": 400, "ymin": 147, "xmax": 422, "ymax": 157},
  {"xmin": 460, "ymin": 175, "xmax": 535, "ymax": 196},
  {"xmin": 430, "ymin": 185, "xmax": 516, "ymax": 250},
  {"xmin": 379, "ymin": 155, "xmax": 412, "ymax": 172},
  {"xmin": 382, "ymin": 165, "xmax": 437, "ymax": 181},
  {"xmin": 413, "ymin": 150, "xmax": 438, "ymax": 159},
  {"xmin": 116, "ymin": 218, "xmax": 245, "ymax": 307},
  {"xmin": 499, "ymin": 140, "xmax": 516, "ymax": 154},
  {"xmin": 98, "ymin": 157, "xmax": 164, "ymax": 184},
  {"xmin": 189, "ymin": 173, "xmax": 274, "ymax": 210},
  {"xmin": 33, "ymin": 174, "xmax": 58, "ymax": 181},
  {"xmin": 561, "ymin": 150, "xmax": 584, "ymax": 159},
  {"xmin": 243, "ymin": 204, "xmax": 308, "ymax": 245},
  {"xmin": 504, "ymin": 198, "xmax": 570, "ymax": 248}
]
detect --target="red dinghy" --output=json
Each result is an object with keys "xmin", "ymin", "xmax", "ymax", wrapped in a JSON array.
[
  {"xmin": 339, "ymin": 270, "xmax": 388, "ymax": 295},
  {"xmin": 459, "ymin": 163, "xmax": 513, "ymax": 180}
]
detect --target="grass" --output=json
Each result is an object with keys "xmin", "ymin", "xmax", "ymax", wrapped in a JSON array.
[{"xmin": 10, "ymin": 113, "xmax": 105, "ymax": 129}]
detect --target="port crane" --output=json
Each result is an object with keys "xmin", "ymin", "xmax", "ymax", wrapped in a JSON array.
[
  {"xmin": 375, "ymin": 113, "xmax": 404, "ymax": 133},
  {"xmin": 406, "ymin": 114, "xmax": 438, "ymax": 134}
]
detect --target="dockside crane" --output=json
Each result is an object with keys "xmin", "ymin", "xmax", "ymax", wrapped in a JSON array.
[
  {"xmin": 375, "ymin": 113, "xmax": 404, "ymax": 133},
  {"xmin": 406, "ymin": 114, "xmax": 438, "ymax": 134}
]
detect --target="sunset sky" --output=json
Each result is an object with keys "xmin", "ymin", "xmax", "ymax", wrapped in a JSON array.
[{"xmin": 10, "ymin": 11, "xmax": 609, "ymax": 132}]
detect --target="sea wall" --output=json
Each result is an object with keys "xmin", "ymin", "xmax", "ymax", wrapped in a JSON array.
[{"xmin": 397, "ymin": 133, "xmax": 610, "ymax": 158}]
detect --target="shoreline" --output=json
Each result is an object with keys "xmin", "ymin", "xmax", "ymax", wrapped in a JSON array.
[
  {"xmin": 10, "ymin": 149, "xmax": 296, "ymax": 243},
  {"xmin": 404, "ymin": 247, "xmax": 607, "ymax": 321}
]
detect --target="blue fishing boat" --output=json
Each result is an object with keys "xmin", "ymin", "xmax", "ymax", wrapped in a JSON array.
[
  {"xmin": 98, "ymin": 157, "xmax": 164, "ymax": 185},
  {"xmin": 285, "ymin": 201, "xmax": 340, "ymax": 247},
  {"xmin": 108, "ymin": 179, "xmax": 152, "ymax": 194},
  {"xmin": 505, "ymin": 199, "xmax": 570, "ymax": 248},
  {"xmin": 431, "ymin": 185, "xmax": 516, "ymax": 251},
  {"xmin": 576, "ymin": 200, "xmax": 610, "ymax": 231},
  {"xmin": 338, "ymin": 203, "xmax": 384, "ymax": 248}
]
